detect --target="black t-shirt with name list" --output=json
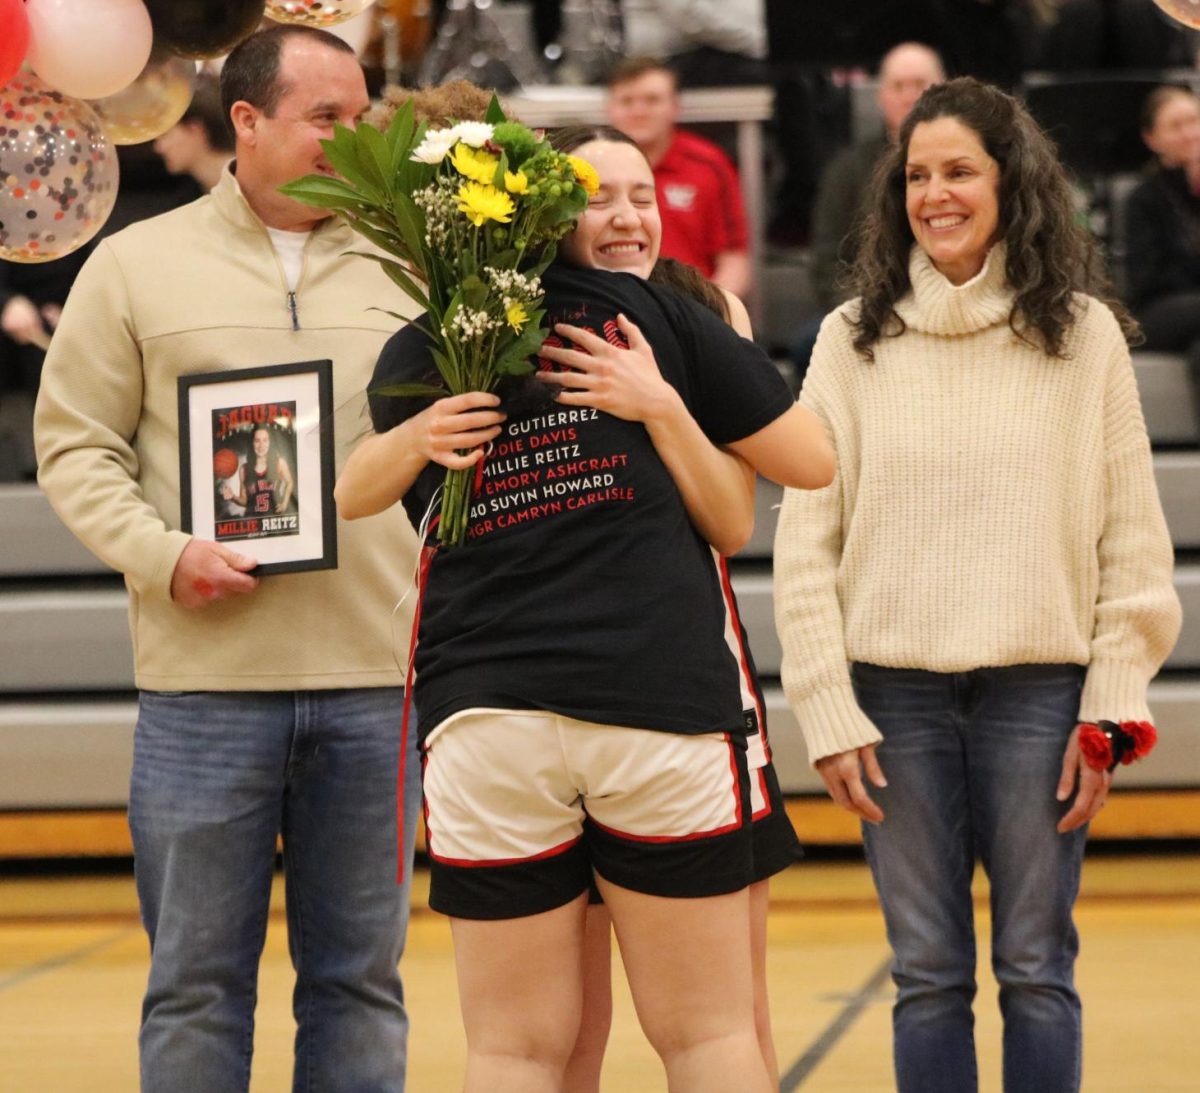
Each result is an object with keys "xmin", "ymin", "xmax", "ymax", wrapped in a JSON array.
[{"xmin": 369, "ymin": 264, "xmax": 791, "ymax": 742}]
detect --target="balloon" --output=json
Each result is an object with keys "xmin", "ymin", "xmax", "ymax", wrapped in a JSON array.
[
  {"xmin": 0, "ymin": 0, "xmax": 31, "ymax": 89},
  {"xmin": 1152, "ymin": 0, "xmax": 1200, "ymax": 28},
  {"xmin": 90, "ymin": 48, "xmax": 197, "ymax": 146},
  {"xmin": 25, "ymin": 0, "xmax": 154, "ymax": 100},
  {"xmin": 0, "ymin": 74, "xmax": 120, "ymax": 263},
  {"xmin": 264, "ymin": 0, "xmax": 376, "ymax": 29},
  {"xmin": 144, "ymin": 0, "xmax": 267, "ymax": 61}
]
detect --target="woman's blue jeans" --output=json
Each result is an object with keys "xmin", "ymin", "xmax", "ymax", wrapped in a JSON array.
[
  {"xmin": 851, "ymin": 663, "xmax": 1088, "ymax": 1093},
  {"xmin": 128, "ymin": 688, "xmax": 421, "ymax": 1093}
]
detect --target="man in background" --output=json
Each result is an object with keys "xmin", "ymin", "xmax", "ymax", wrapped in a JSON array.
[
  {"xmin": 153, "ymin": 73, "xmax": 235, "ymax": 195},
  {"xmin": 810, "ymin": 41, "xmax": 945, "ymax": 312},
  {"xmin": 607, "ymin": 56, "xmax": 752, "ymax": 298}
]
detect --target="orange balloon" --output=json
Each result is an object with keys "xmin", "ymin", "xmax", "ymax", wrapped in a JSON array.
[{"xmin": 1152, "ymin": 0, "xmax": 1200, "ymax": 30}]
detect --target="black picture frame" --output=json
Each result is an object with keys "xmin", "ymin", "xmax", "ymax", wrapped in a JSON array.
[{"xmin": 178, "ymin": 359, "xmax": 336, "ymax": 575}]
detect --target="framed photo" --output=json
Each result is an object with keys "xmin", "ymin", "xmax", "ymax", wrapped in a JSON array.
[{"xmin": 178, "ymin": 359, "xmax": 336, "ymax": 575}]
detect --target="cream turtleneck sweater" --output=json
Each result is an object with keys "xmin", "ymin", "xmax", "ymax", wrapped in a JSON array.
[{"xmin": 774, "ymin": 245, "xmax": 1182, "ymax": 765}]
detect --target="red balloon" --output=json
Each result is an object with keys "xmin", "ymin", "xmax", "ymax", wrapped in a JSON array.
[{"xmin": 0, "ymin": 0, "xmax": 31, "ymax": 87}]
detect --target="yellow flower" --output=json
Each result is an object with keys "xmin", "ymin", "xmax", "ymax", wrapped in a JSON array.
[
  {"xmin": 567, "ymin": 155, "xmax": 600, "ymax": 196},
  {"xmin": 505, "ymin": 301, "xmax": 529, "ymax": 331},
  {"xmin": 457, "ymin": 182, "xmax": 515, "ymax": 227},
  {"xmin": 504, "ymin": 170, "xmax": 529, "ymax": 195},
  {"xmin": 450, "ymin": 143, "xmax": 499, "ymax": 185}
]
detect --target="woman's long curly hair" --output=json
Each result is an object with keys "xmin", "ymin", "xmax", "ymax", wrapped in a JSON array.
[{"xmin": 847, "ymin": 77, "xmax": 1138, "ymax": 359}]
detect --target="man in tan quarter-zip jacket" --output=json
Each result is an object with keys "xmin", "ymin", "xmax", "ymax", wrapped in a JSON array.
[{"xmin": 34, "ymin": 25, "xmax": 421, "ymax": 1093}]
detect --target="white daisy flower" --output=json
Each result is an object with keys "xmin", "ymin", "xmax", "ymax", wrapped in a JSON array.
[
  {"xmin": 453, "ymin": 122, "xmax": 495, "ymax": 148},
  {"xmin": 410, "ymin": 128, "xmax": 458, "ymax": 164}
]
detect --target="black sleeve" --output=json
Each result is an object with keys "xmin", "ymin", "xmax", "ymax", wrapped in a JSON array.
[
  {"xmin": 656, "ymin": 287, "xmax": 794, "ymax": 445},
  {"xmin": 367, "ymin": 317, "xmax": 439, "ymax": 434}
]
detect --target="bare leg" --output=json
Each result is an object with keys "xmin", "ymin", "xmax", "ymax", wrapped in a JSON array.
[
  {"xmin": 450, "ymin": 894, "xmax": 588, "ymax": 1093},
  {"xmin": 563, "ymin": 902, "xmax": 614, "ymax": 1093},
  {"xmin": 598, "ymin": 877, "xmax": 773, "ymax": 1093},
  {"xmin": 749, "ymin": 878, "xmax": 780, "ymax": 1087}
]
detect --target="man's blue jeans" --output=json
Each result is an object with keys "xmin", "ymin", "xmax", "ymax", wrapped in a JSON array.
[
  {"xmin": 851, "ymin": 663, "xmax": 1088, "ymax": 1093},
  {"xmin": 128, "ymin": 688, "xmax": 421, "ymax": 1093}
]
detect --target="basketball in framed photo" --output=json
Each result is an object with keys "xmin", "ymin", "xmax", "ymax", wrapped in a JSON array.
[{"xmin": 178, "ymin": 360, "xmax": 336, "ymax": 575}]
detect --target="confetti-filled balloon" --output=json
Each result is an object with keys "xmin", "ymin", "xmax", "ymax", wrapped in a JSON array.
[
  {"xmin": 0, "ymin": 0, "xmax": 31, "ymax": 89},
  {"xmin": 25, "ymin": 0, "xmax": 154, "ymax": 100},
  {"xmin": 265, "ymin": 0, "xmax": 376, "ymax": 29},
  {"xmin": 90, "ymin": 48, "xmax": 197, "ymax": 146},
  {"xmin": 0, "ymin": 74, "xmax": 120, "ymax": 263},
  {"xmin": 1153, "ymin": 0, "xmax": 1200, "ymax": 28},
  {"xmin": 145, "ymin": 0, "xmax": 266, "ymax": 61}
]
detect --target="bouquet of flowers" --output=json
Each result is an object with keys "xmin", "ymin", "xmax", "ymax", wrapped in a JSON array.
[{"xmin": 281, "ymin": 97, "xmax": 595, "ymax": 545}]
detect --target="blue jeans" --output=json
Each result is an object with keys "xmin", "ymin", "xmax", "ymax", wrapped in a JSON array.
[
  {"xmin": 851, "ymin": 663, "xmax": 1088, "ymax": 1093},
  {"xmin": 128, "ymin": 688, "xmax": 421, "ymax": 1093}
]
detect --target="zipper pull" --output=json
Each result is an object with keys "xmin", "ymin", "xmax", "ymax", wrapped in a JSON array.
[{"xmin": 287, "ymin": 291, "xmax": 299, "ymax": 331}]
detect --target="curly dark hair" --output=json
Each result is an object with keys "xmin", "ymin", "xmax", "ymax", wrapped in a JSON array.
[{"xmin": 847, "ymin": 77, "xmax": 1137, "ymax": 360}]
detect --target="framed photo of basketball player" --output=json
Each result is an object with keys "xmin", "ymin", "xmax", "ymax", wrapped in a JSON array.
[{"xmin": 178, "ymin": 359, "xmax": 337, "ymax": 575}]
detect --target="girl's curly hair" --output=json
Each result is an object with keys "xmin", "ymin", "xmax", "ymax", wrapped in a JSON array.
[{"xmin": 846, "ymin": 77, "xmax": 1138, "ymax": 360}]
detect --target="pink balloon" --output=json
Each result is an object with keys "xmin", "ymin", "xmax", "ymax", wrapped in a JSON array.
[
  {"xmin": 0, "ymin": 0, "xmax": 31, "ymax": 88},
  {"xmin": 26, "ymin": 0, "xmax": 154, "ymax": 100},
  {"xmin": 0, "ymin": 74, "xmax": 120, "ymax": 263}
]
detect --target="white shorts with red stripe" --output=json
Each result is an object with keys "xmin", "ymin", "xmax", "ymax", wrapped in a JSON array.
[{"xmin": 421, "ymin": 708, "xmax": 754, "ymax": 920}]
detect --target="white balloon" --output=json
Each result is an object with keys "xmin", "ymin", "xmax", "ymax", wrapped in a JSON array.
[{"xmin": 26, "ymin": 0, "xmax": 154, "ymax": 100}]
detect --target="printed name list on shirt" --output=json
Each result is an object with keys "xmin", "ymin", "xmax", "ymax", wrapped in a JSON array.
[{"xmin": 467, "ymin": 407, "xmax": 636, "ymax": 539}]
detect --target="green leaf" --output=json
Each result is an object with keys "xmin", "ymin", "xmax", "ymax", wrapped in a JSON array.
[
  {"xmin": 369, "ymin": 381, "xmax": 448, "ymax": 399},
  {"xmin": 320, "ymin": 123, "xmax": 372, "ymax": 192},
  {"xmin": 355, "ymin": 120, "xmax": 392, "ymax": 197},
  {"xmin": 390, "ymin": 191, "xmax": 427, "ymax": 264},
  {"xmin": 386, "ymin": 99, "xmax": 417, "ymax": 176},
  {"xmin": 279, "ymin": 173, "xmax": 368, "ymax": 211},
  {"xmin": 485, "ymin": 94, "xmax": 506, "ymax": 125},
  {"xmin": 345, "ymin": 251, "xmax": 432, "ymax": 312}
]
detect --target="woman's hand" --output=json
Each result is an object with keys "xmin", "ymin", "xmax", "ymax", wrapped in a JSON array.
[
  {"xmin": 815, "ymin": 744, "xmax": 887, "ymax": 824},
  {"xmin": 410, "ymin": 392, "xmax": 507, "ymax": 469},
  {"xmin": 336, "ymin": 392, "xmax": 505, "ymax": 521},
  {"xmin": 535, "ymin": 315, "xmax": 678, "ymax": 425},
  {"xmin": 1055, "ymin": 725, "xmax": 1112, "ymax": 833}
]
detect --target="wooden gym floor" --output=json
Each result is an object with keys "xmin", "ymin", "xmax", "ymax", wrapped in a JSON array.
[{"xmin": 1, "ymin": 845, "xmax": 1198, "ymax": 1091}]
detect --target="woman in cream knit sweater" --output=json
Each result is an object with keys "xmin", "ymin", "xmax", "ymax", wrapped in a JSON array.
[{"xmin": 775, "ymin": 79, "xmax": 1181, "ymax": 1093}]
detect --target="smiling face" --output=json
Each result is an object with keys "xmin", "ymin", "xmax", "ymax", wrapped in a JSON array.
[
  {"xmin": 558, "ymin": 140, "xmax": 662, "ymax": 278},
  {"xmin": 904, "ymin": 116, "xmax": 1001, "ymax": 285},
  {"xmin": 253, "ymin": 428, "xmax": 271, "ymax": 458},
  {"xmin": 231, "ymin": 36, "xmax": 369, "ymax": 230},
  {"xmin": 1143, "ymin": 90, "xmax": 1200, "ymax": 168}
]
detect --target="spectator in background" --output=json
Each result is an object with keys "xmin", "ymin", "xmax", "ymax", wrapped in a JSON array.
[
  {"xmin": 788, "ymin": 42, "xmax": 944, "ymax": 382},
  {"xmin": 1125, "ymin": 84, "xmax": 1200, "ymax": 403},
  {"xmin": 153, "ymin": 75, "xmax": 235, "ymax": 195},
  {"xmin": 811, "ymin": 42, "xmax": 946, "ymax": 313},
  {"xmin": 607, "ymin": 57, "xmax": 751, "ymax": 297},
  {"xmin": 0, "ymin": 245, "xmax": 92, "ymax": 479}
]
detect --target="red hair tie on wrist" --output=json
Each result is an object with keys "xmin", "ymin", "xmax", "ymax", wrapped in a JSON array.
[{"xmin": 1077, "ymin": 720, "xmax": 1158, "ymax": 773}]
